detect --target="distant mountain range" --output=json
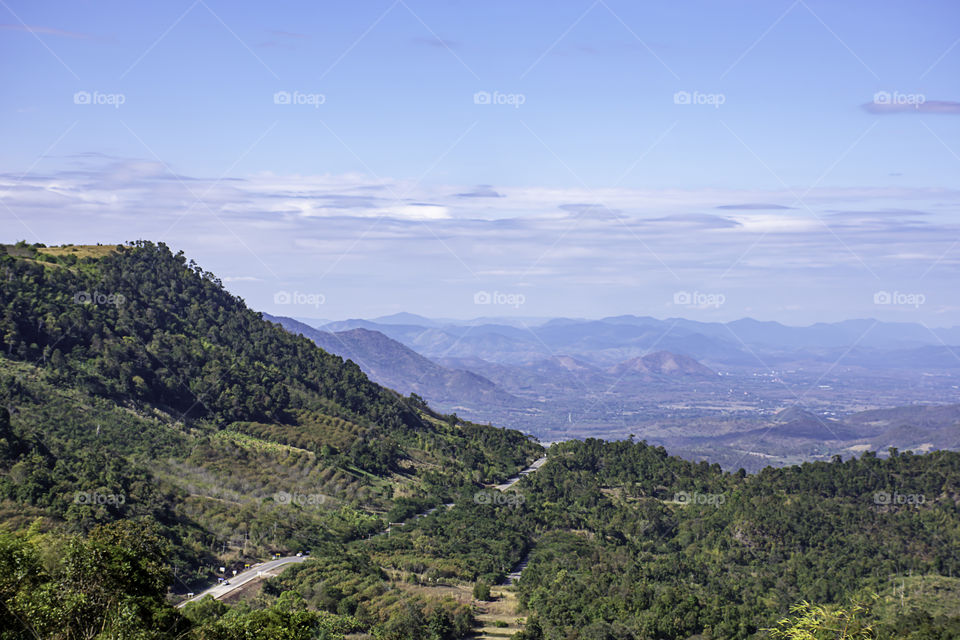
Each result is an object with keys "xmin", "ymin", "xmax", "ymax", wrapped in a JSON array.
[
  {"xmin": 264, "ymin": 314, "xmax": 523, "ymax": 413},
  {"xmin": 267, "ymin": 312, "xmax": 960, "ymax": 470},
  {"xmin": 267, "ymin": 314, "xmax": 724, "ymax": 420},
  {"xmin": 316, "ymin": 314, "xmax": 960, "ymax": 370}
]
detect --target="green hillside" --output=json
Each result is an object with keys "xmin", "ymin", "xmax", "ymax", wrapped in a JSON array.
[
  {"xmin": 0, "ymin": 241, "xmax": 540, "ymax": 639},
  {"xmin": 351, "ymin": 439, "xmax": 960, "ymax": 640}
]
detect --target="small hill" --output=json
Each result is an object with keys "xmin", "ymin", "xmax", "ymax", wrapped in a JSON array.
[
  {"xmin": 865, "ymin": 424, "xmax": 956, "ymax": 453},
  {"xmin": 607, "ymin": 351, "xmax": 716, "ymax": 378},
  {"xmin": 773, "ymin": 406, "xmax": 822, "ymax": 424},
  {"xmin": 371, "ymin": 312, "xmax": 444, "ymax": 327},
  {"xmin": 842, "ymin": 404, "xmax": 960, "ymax": 452},
  {"xmin": 520, "ymin": 355, "xmax": 604, "ymax": 376},
  {"xmin": 702, "ymin": 406, "xmax": 862, "ymax": 449},
  {"xmin": 765, "ymin": 407, "xmax": 861, "ymax": 440},
  {"xmin": 846, "ymin": 403, "xmax": 960, "ymax": 431}
]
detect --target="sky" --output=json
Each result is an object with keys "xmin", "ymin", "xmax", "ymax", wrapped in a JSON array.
[{"xmin": 1, "ymin": 0, "xmax": 959, "ymax": 326}]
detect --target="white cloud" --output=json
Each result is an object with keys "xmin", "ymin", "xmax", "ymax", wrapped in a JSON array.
[
  {"xmin": 726, "ymin": 214, "xmax": 822, "ymax": 233},
  {"xmin": 4, "ymin": 155, "xmax": 960, "ymax": 323}
]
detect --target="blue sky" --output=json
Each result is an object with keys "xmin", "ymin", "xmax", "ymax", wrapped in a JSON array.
[{"xmin": 2, "ymin": 0, "xmax": 959, "ymax": 326}]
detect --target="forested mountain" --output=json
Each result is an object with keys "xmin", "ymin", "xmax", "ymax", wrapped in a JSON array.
[{"xmin": 0, "ymin": 241, "xmax": 540, "ymax": 639}]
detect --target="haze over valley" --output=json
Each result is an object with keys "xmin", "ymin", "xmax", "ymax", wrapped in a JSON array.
[{"xmin": 269, "ymin": 312, "xmax": 960, "ymax": 471}]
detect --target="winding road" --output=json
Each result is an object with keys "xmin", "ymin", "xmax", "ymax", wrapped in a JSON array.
[{"xmin": 177, "ymin": 454, "xmax": 550, "ymax": 607}]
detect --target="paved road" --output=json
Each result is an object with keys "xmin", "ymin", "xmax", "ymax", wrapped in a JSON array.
[
  {"xmin": 381, "ymin": 456, "xmax": 548, "ymax": 535},
  {"xmin": 494, "ymin": 456, "xmax": 548, "ymax": 491},
  {"xmin": 503, "ymin": 554, "xmax": 531, "ymax": 585},
  {"xmin": 177, "ymin": 556, "xmax": 307, "ymax": 608},
  {"xmin": 497, "ymin": 456, "xmax": 548, "ymax": 586}
]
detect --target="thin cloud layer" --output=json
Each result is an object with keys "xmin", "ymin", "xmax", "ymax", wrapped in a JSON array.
[
  {"xmin": 2, "ymin": 156, "xmax": 959, "ymax": 322},
  {"xmin": 0, "ymin": 23, "xmax": 94, "ymax": 39},
  {"xmin": 862, "ymin": 100, "xmax": 960, "ymax": 115},
  {"xmin": 716, "ymin": 203, "xmax": 796, "ymax": 210}
]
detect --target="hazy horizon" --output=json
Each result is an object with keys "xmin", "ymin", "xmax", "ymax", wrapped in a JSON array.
[{"xmin": 273, "ymin": 310, "xmax": 960, "ymax": 331}]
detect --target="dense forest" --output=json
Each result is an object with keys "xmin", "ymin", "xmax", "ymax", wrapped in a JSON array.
[
  {"xmin": 1, "ymin": 242, "xmax": 958, "ymax": 639},
  {"xmin": 348, "ymin": 439, "xmax": 960, "ymax": 639},
  {"xmin": 513, "ymin": 440, "xmax": 960, "ymax": 639}
]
